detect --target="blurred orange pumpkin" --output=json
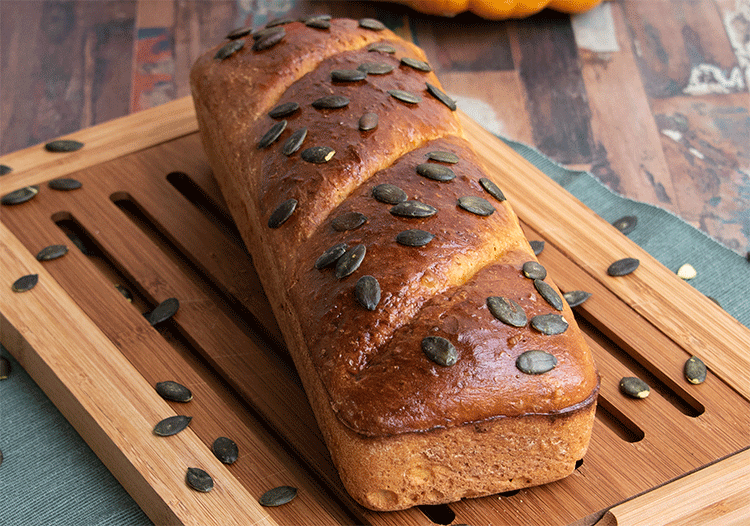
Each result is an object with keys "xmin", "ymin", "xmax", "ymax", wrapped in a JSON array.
[{"xmin": 379, "ymin": 0, "xmax": 604, "ymax": 19}]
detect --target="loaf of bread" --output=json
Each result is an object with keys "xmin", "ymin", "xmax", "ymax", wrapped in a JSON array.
[{"xmin": 190, "ymin": 16, "xmax": 599, "ymax": 511}]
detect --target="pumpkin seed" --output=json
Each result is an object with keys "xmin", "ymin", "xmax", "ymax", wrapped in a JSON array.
[
  {"xmin": 12, "ymin": 274, "xmax": 38, "ymax": 292},
  {"xmin": 529, "ymin": 240, "xmax": 545, "ymax": 255},
  {"xmin": 479, "ymin": 177, "xmax": 506, "ymax": 202},
  {"xmin": 357, "ymin": 62, "xmax": 394, "ymax": 75},
  {"xmin": 534, "ymin": 279, "xmax": 563, "ymax": 311},
  {"xmin": 115, "ymin": 283, "xmax": 133, "ymax": 302},
  {"xmin": 257, "ymin": 119, "xmax": 287, "ymax": 149},
  {"xmin": 522, "ymin": 261, "xmax": 547, "ymax": 280},
  {"xmin": 335, "ymin": 244, "xmax": 366, "ymax": 279},
  {"xmin": 457, "ymin": 195, "xmax": 494, "ymax": 216},
  {"xmin": 268, "ymin": 101, "xmax": 299, "ymax": 118},
  {"xmin": 416, "ymin": 163, "xmax": 455, "ymax": 182},
  {"xmin": 301, "ymin": 145, "xmax": 335, "ymax": 163},
  {"xmin": 612, "ymin": 215, "xmax": 637, "ymax": 235},
  {"xmin": 331, "ymin": 211, "xmax": 366, "ymax": 231},
  {"xmin": 516, "ymin": 350, "xmax": 557, "ymax": 375},
  {"xmin": 359, "ymin": 112, "xmax": 378, "ymax": 131},
  {"xmin": 422, "ymin": 336, "xmax": 458, "ymax": 367},
  {"xmin": 315, "ymin": 242, "xmax": 348, "ymax": 269},
  {"xmin": 45, "ymin": 139, "xmax": 83, "ymax": 152},
  {"xmin": 305, "ymin": 17, "xmax": 331, "ymax": 29},
  {"xmin": 252, "ymin": 26, "xmax": 284, "ymax": 41},
  {"xmin": 300, "ymin": 14, "xmax": 332, "ymax": 22},
  {"xmin": 355, "ymin": 275, "xmax": 381, "ymax": 310},
  {"xmin": 36, "ymin": 244, "xmax": 68, "ymax": 261},
  {"xmin": 186, "ymin": 467, "xmax": 214, "ymax": 492},
  {"xmin": 619, "ymin": 377, "xmax": 650, "ymax": 399},
  {"xmin": 331, "ymin": 69, "xmax": 367, "ymax": 82},
  {"xmin": 390, "ymin": 200, "xmax": 437, "ymax": 218},
  {"xmin": 148, "ymin": 297, "xmax": 180, "ymax": 325},
  {"xmin": 487, "ymin": 296, "xmax": 526, "ymax": 328},
  {"xmin": 677, "ymin": 263, "xmax": 697, "ymax": 280},
  {"xmin": 226, "ymin": 26, "xmax": 252, "ymax": 39},
  {"xmin": 2, "ymin": 186, "xmax": 38, "ymax": 205},
  {"xmin": 266, "ymin": 16, "xmax": 294, "ymax": 28},
  {"xmin": 155, "ymin": 381, "xmax": 193, "ymax": 403},
  {"xmin": 282, "ymin": 127, "xmax": 307, "ymax": 156},
  {"xmin": 153, "ymin": 415, "xmax": 192, "ymax": 436},
  {"xmin": 400, "ymin": 56, "xmax": 432, "ymax": 72},
  {"xmin": 388, "ymin": 89, "xmax": 421, "ymax": 104},
  {"xmin": 215, "ymin": 39, "xmax": 244, "ymax": 60},
  {"xmin": 312, "ymin": 95, "xmax": 349, "ymax": 109},
  {"xmin": 212, "ymin": 436, "xmax": 239, "ymax": 464},
  {"xmin": 253, "ymin": 28, "xmax": 285, "ymax": 51},
  {"xmin": 426, "ymin": 151, "xmax": 459, "ymax": 164},
  {"xmin": 359, "ymin": 18, "xmax": 386, "ymax": 31},
  {"xmin": 563, "ymin": 290, "xmax": 591, "ymax": 308},
  {"xmin": 372, "ymin": 183, "xmax": 406, "ymax": 204},
  {"xmin": 530, "ymin": 314, "xmax": 568, "ymax": 335},
  {"xmin": 426, "ymin": 82, "xmax": 457, "ymax": 110},
  {"xmin": 368, "ymin": 43, "xmax": 396, "ymax": 53},
  {"xmin": 0, "ymin": 356, "xmax": 10, "ymax": 380},
  {"xmin": 268, "ymin": 198, "xmax": 297, "ymax": 228},
  {"xmin": 684, "ymin": 356, "xmax": 707, "ymax": 384},
  {"xmin": 260, "ymin": 486, "xmax": 298, "ymax": 507},
  {"xmin": 396, "ymin": 229, "xmax": 434, "ymax": 247},
  {"xmin": 607, "ymin": 258, "xmax": 640, "ymax": 276},
  {"xmin": 48, "ymin": 177, "xmax": 82, "ymax": 191},
  {"xmin": 0, "ymin": 164, "xmax": 12, "ymax": 175}
]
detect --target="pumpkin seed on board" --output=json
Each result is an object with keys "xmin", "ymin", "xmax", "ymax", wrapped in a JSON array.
[
  {"xmin": 155, "ymin": 381, "xmax": 193, "ymax": 403},
  {"xmin": 0, "ymin": 164, "xmax": 12, "ymax": 175},
  {"xmin": 530, "ymin": 314, "xmax": 568, "ymax": 335},
  {"xmin": 282, "ymin": 127, "xmax": 307, "ymax": 156},
  {"xmin": 2, "ymin": 186, "xmax": 38, "ymax": 205},
  {"xmin": 487, "ymin": 296, "xmax": 526, "ymax": 328},
  {"xmin": 268, "ymin": 101, "xmax": 299, "ymax": 118},
  {"xmin": 335, "ymin": 244, "xmax": 366, "ymax": 279},
  {"xmin": 148, "ymin": 297, "xmax": 180, "ymax": 325},
  {"xmin": 186, "ymin": 467, "xmax": 214, "ymax": 493},
  {"xmin": 367, "ymin": 43, "xmax": 396, "ymax": 54},
  {"xmin": 522, "ymin": 261, "xmax": 547, "ymax": 280},
  {"xmin": 357, "ymin": 62, "xmax": 394, "ymax": 75},
  {"xmin": 529, "ymin": 240, "xmax": 545, "ymax": 255},
  {"xmin": 372, "ymin": 183, "xmax": 406, "ymax": 204},
  {"xmin": 396, "ymin": 229, "xmax": 434, "ymax": 247},
  {"xmin": 36, "ymin": 244, "xmax": 68, "ymax": 261},
  {"xmin": 426, "ymin": 151, "xmax": 459, "ymax": 164},
  {"xmin": 388, "ymin": 89, "xmax": 421, "ymax": 104},
  {"xmin": 260, "ymin": 486, "xmax": 298, "ymax": 507},
  {"xmin": 400, "ymin": 56, "xmax": 432, "ymax": 72},
  {"xmin": 479, "ymin": 178, "xmax": 506, "ymax": 202},
  {"xmin": 619, "ymin": 377, "xmax": 650, "ymax": 399},
  {"xmin": 426, "ymin": 82, "xmax": 457, "ymax": 111},
  {"xmin": 45, "ymin": 139, "xmax": 83, "ymax": 152},
  {"xmin": 315, "ymin": 242, "xmax": 348, "ymax": 269},
  {"xmin": 268, "ymin": 198, "xmax": 298, "ymax": 228},
  {"xmin": 331, "ymin": 211, "xmax": 367, "ymax": 231},
  {"xmin": 516, "ymin": 350, "xmax": 557, "ymax": 375},
  {"xmin": 612, "ymin": 215, "xmax": 637, "ymax": 235},
  {"xmin": 684, "ymin": 356, "xmax": 707, "ymax": 384},
  {"xmin": 355, "ymin": 275, "xmax": 381, "ymax": 311},
  {"xmin": 257, "ymin": 119, "xmax": 287, "ymax": 149},
  {"xmin": 416, "ymin": 163, "xmax": 455, "ymax": 182},
  {"xmin": 0, "ymin": 356, "xmax": 10, "ymax": 380},
  {"xmin": 301, "ymin": 145, "xmax": 335, "ymax": 163},
  {"xmin": 608, "ymin": 257, "xmax": 640, "ymax": 276},
  {"xmin": 312, "ymin": 95, "xmax": 349, "ymax": 109},
  {"xmin": 390, "ymin": 200, "xmax": 437, "ymax": 218},
  {"xmin": 534, "ymin": 279, "xmax": 563, "ymax": 311},
  {"xmin": 563, "ymin": 290, "xmax": 592, "ymax": 308},
  {"xmin": 359, "ymin": 18, "xmax": 386, "ymax": 31},
  {"xmin": 153, "ymin": 415, "xmax": 192, "ymax": 436},
  {"xmin": 215, "ymin": 39, "xmax": 244, "ymax": 60},
  {"xmin": 212, "ymin": 436, "xmax": 239, "ymax": 464},
  {"xmin": 359, "ymin": 112, "xmax": 378, "ymax": 131},
  {"xmin": 422, "ymin": 336, "xmax": 458, "ymax": 367},
  {"xmin": 331, "ymin": 69, "xmax": 367, "ymax": 82},
  {"xmin": 12, "ymin": 274, "xmax": 38, "ymax": 293},
  {"xmin": 253, "ymin": 28, "xmax": 285, "ymax": 51},
  {"xmin": 48, "ymin": 178, "xmax": 82, "ymax": 191},
  {"xmin": 457, "ymin": 196, "xmax": 494, "ymax": 216},
  {"xmin": 115, "ymin": 283, "xmax": 133, "ymax": 302}
]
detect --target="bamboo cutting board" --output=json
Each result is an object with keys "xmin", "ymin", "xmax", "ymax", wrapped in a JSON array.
[{"xmin": 1, "ymin": 97, "xmax": 749, "ymax": 526}]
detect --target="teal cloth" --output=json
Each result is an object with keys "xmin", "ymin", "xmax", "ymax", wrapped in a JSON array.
[{"xmin": 1, "ymin": 137, "xmax": 748, "ymax": 526}]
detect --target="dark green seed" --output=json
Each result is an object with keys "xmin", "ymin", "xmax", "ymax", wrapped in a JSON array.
[
  {"xmin": 534, "ymin": 279, "xmax": 563, "ymax": 311},
  {"xmin": 305, "ymin": 17, "xmax": 331, "ymax": 29},
  {"xmin": 530, "ymin": 314, "xmax": 568, "ymax": 335},
  {"xmin": 66, "ymin": 232, "xmax": 90, "ymax": 255},
  {"xmin": 0, "ymin": 164, "xmax": 11, "ymax": 175},
  {"xmin": 268, "ymin": 101, "xmax": 299, "ymax": 118},
  {"xmin": 426, "ymin": 82, "xmax": 457, "ymax": 111},
  {"xmin": 479, "ymin": 178, "xmax": 506, "ymax": 202},
  {"xmin": 268, "ymin": 198, "xmax": 297, "ymax": 228},
  {"xmin": 458, "ymin": 196, "xmax": 494, "ymax": 216},
  {"xmin": 186, "ymin": 467, "xmax": 214, "ymax": 492},
  {"xmin": 252, "ymin": 26, "xmax": 284, "ymax": 41},
  {"xmin": 45, "ymin": 139, "xmax": 83, "ymax": 152},
  {"xmin": 48, "ymin": 178, "xmax": 82, "ymax": 191},
  {"xmin": 563, "ymin": 290, "xmax": 592, "ymax": 308},
  {"xmin": 226, "ymin": 26, "xmax": 252, "ymax": 39},
  {"xmin": 331, "ymin": 69, "xmax": 367, "ymax": 82},
  {"xmin": 253, "ymin": 27, "xmax": 285, "ymax": 51},
  {"xmin": 355, "ymin": 275, "xmax": 381, "ymax": 311},
  {"xmin": 115, "ymin": 284, "xmax": 133, "ymax": 302},
  {"xmin": 529, "ymin": 240, "xmax": 545, "ymax": 255},
  {"xmin": 400, "ymin": 56, "xmax": 432, "ymax": 72},
  {"xmin": 422, "ymin": 336, "xmax": 458, "ymax": 367},
  {"xmin": 300, "ymin": 14, "xmax": 332, "ymax": 22},
  {"xmin": 265, "ymin": 16, "xmax": 294, "ymax": 28},
  {"xmin": 215, "ymin": 39, "xmax": 244, "ymax": 60},
  {"xmin": 282, "ymin": 127, "xmax": 307, "ymax": 156},
  {"xmin": 388, "ymin": 89, "xmax": 421, "ymax": 104},
  {"xmin": 357, "ymin": 62, "xmax": 394, "ymax": 75},
  {"xmin": 332, "ymin": 211, "xmax": 366, "ymax": 231},
  {"xmin": 301, "ymin": 145, "xmax": 335, "ymax": 163},
  {"xmin": 359, "ymin": 18, "xmax": 386, "ymax": 31},
  {"xmin": 315, "ymin": 243, "xmax": 348, "ymax": 269},
  {"xmin": 257, "ymin": 119, "xmax": 287, "ymax": 149},
  {"xmin": 426, "ymin": 151, "xmax": 459, "ymax": 164},
  {"xmin": 684, "ymin": 356, "xmax": 707, "ymax": 385},
  {"xmin": 335, "ymin": 244, "xmax": 366, "ymax": 279},
  {"xmin": 612, "ymin": 215, "xmax": 637, "ymax": 235},
  {"xmin": 312, "ymin": 95, "xmax": 349, "ymax": 109},
  {"xmin": 368, "ymin": 43, "xmax": 395, "ymax": 53},
  {"xmin": 516, "ymin": 350, "xmax": 557, "ymax": 375},
  {"xmin": 416, "ymin": 163, "xmax": 455, "ymax": 182},
  {"xmin": 12, "ymin": 274, "xmax": 38, "ymax": 293},
  {"xmin": 359, "ymin": 112, "xmax": 378, "ymax": 131},
  {"xmin": 396, "ymin": 229, "xmax": 434, "ymax": 247},
  {"xmin": 522, "ymin": 261, "xmax": 547, "ymax": 280},
  {"xmin": 2, "ymin": 186, "xmax": 38, "ymax": 205},
  {"xmin": 212, "ymin": 437, "xmax": 239, "ymax": 464},
  {"xmin": 260, "ymin": 486, "xmax": 298, "ymax": 507},
  {"xmin": 153, "ymin": 415, "xmax": 192, "ymax": 436},
  {"xmin": 619, "ymin": 377, "xmax": 650, "ymax": 399},
  {"xmin": 372, "ymin": 183, "xmax": 407, "ymax": 204},
  {"xmin": 155, "ymin": 381, "xmax": 193, "ymax": 403},
  {"xmin": 487, "ymin": 296, "xmax": 526, "ymax": 328},
  {"xmin": 390, "ymin": 200, "xmax": 437, "ymax": 218},
  {"xmin": 148, "ymin": 297, "xmax": 180, "ymax": 325},
  {"xmin": 608, "ymin": 258, "xmax": 640, "ymax": 276},
  {"xmin": 0, "ymin": 356, "xmax": 10, "ymax": 379},
  {"xmin": 36, "ymin": 244, "xmax": 68, "ymax": 261}
]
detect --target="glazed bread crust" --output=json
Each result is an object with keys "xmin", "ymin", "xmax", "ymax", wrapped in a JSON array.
[{"xmin": 190, "ymin": 17, "xmax": 598, "ymax": 511}]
